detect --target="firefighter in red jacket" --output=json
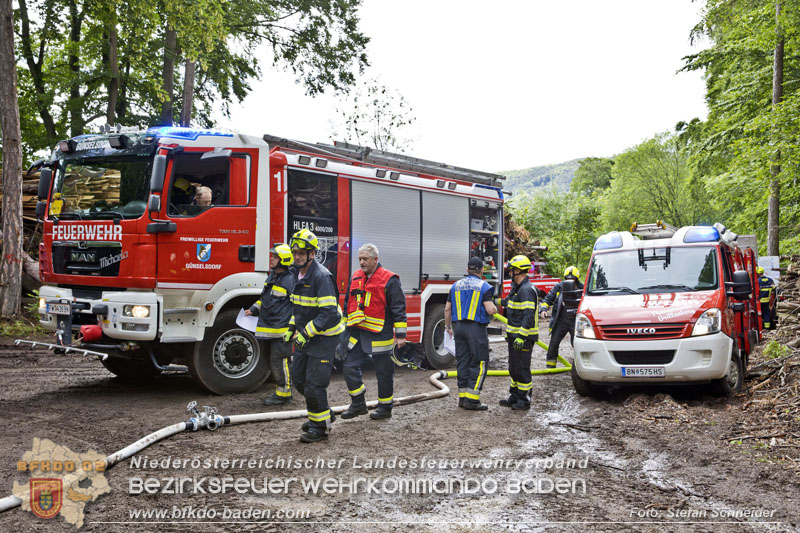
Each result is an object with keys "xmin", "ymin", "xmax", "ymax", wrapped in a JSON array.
[
  {"xmin": 285, "ymin": 229, "xmax": 345, "ymax": 443},
  {"xmin": 341, "ymin": 243, "xmax": 408, "ymax": 420},
  {"xmin": 245, "ymin": 243, "xmax": 296, "ymax": 406}
]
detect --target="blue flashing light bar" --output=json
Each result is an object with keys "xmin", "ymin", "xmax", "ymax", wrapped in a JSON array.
[
  {"xmin": 594, "ymin": 232, "xmax": 623, "ymax": 250},
  {"xmin": 683, "ymin": 226, "xmax": 720, "ymax": 243},
  {"xmin": 146, "ymin": 126, "xmax": 234, "ymax": 141}
]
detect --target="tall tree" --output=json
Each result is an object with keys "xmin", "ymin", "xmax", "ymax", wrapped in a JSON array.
[
  {"xmin": 1, "ymin": 0, "xmax": 24, "ymax": 316},
  {"xmin": 769, "ymin": 1, "xmax": 783, "ymax": 255}
]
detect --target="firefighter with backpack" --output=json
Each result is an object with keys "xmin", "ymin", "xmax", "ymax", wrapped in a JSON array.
[{"xmin": 540, "ymin": 266, "xmax": 584, "ymax": 368}]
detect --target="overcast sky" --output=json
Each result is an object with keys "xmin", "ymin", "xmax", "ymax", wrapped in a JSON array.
[{"xmin": 223, "ymin": 0, "xmax": 709, "ymax": 172}]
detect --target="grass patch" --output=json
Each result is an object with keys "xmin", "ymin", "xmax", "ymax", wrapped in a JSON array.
[
  {"xmin": 0, "ymin": 316, "xmax": 44, "ymax": 338},
  {"xmin": 763, "ymin": 340, "xmax": 790, "ymax": 360}
]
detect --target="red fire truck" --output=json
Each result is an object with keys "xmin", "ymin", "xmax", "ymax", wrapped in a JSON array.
[
  {"xmin": 571, "ymin": 222, "xmax": 763, "ymax": 398},
  {"xmin": 34, "ymin": 127, "xmax": 508, "ymax": 393}
]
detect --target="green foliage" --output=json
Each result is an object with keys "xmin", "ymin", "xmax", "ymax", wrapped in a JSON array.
[
  {"xmin": 762, "ymin": 339, "xmax": 790, "ymax": 360},
  {"xmin": 570, "ymin": 157, "xmax": 613, "ymax": 196},
  {"xmin": 501, "ymin": 159, "xmax": 581, "ymax": 193},
  {"xmin": 0, "ymin": 318, "xmax": 44, "ymax": 338}
]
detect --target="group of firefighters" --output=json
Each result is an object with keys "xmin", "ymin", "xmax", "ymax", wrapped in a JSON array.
[{"xmin": 246, "ymin": 228, "xmax": 584, "ymax": 444}]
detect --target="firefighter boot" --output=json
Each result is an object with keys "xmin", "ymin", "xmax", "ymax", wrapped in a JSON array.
[
  {"xmin": 262, "ymin": 393, "xmax": 290, "ymax": 406},
  {"xmin": 299, "ymin": 430, "xmax": 328, "ymax": 443},
  {"xmin": 545, "ymin": 358, "xmax": 558, "ymax": 369},
  {"xmin": 499, "ymin": 395, "xmax": 516, "ymax": 407},
  {"xmin": 301, "ymin": 411, "xmax": 335, "ymax": 432},
  {"xmin": 370, "ymin": 405, "xmax": 392, "ymax": 419},
  {"xmin": 462, "ymin": 399, "xmax": 489, "ymax": 411},
  {"xmin": 341, "ymin": 393, "xmax": 368, "ymax": 419}
]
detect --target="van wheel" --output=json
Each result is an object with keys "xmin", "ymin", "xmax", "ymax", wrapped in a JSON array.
[
  {"xmin": 710, "ymin": 349, "xmax": 743, "ymax": 397},
  {"xmin": 571, "ymin": 364, "xmax": 604, "ymax": 398},
  {"xmin": 423, "ymin": 303, "xmax": 455, "ymax": 369},
  {"xmin": 101, "ymin": 353, "xmax": 157, "ymax": 382},
  {"xmin": 188, "ymin": 309, "xmax": 268, "ymax": 394}
]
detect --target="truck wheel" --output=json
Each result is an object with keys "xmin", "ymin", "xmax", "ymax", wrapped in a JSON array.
[
  {"xmin": 710, "ymin": 349, "xmax": 743, "ymax": 397},
  {"xmin": 423, "ymin": 303, "xmax": 455, "ymax": 369},
  {"xmin": 101, "ymin": 354, "xmax": 157, "ymax": 382},
  {"xmin": 188, "ymin": 309, "xmax": 268, "ymax": 394},
  {"xmin": 571, "ymin": 364, "xmax": 604, "ymax": 398}
]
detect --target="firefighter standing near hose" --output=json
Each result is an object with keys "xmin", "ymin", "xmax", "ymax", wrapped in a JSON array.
[
  {"xmin": 445, "ymin": 257, "xmax": 497, "ymax": 411},
  {"xmin": 757, "ymin": 266, "xmax": 777, "ymax": 330},
  {"xmin": 496, "ymin": 255, "xmax": 538, "ymax": 410},
  {"xmin": 245, "ymin": 243, "xmax": 296, "ymax": 406},
  {"xmin": 340, "ymin": 243, "xmax": 408, "ymax": 420},
  {"xmin": 540, "ymin": 266, "xmax": 584, "ymax": 368},
  {"xmin": 285, "ymin": 229, "xmax": 345, "ymax": 443}
]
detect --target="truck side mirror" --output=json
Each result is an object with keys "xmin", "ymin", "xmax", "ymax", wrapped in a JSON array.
[
  {"xmin": 36, "ymin": 201, "xmax": 46, "ymax": 221},
  {"xmin": 149, "ymin": 154, "xmax": 167, "ymax": 193},
  {"xmin": 148, "ymin": 194, "xmax": 161, "ymax": 213},
  {"xmin": 561, "ymin": 279, "xmax": 583, "ymax": 310},
  {"xmin": 38, "ymin": 168, "xmax": 52, "ymax": 200},
  {"xmin": 725, "ymin": 270, "xmax": 751, "ymax": 301}
]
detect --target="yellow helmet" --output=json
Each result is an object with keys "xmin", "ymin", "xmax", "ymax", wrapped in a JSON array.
[
  {"xmin": 290, "ymin": 228, "xmax": 319, "ymax": 250},
  {"xmin": 507, "ymin": 255, "xmax": 532, "ymax": 272},
  {"xmin": 756, "ymin": 266, "xmax": 764, "ymax": 275},
  {"xmin": 174, "ymin": 177, "xmax": 194, "ymax": 193},
  {"xmin": 564, "ymin": 266, "xmax": 580, "ymax": 279},
  {"xmin": 270, "ymin": 243, "xmax": 293, "ymax": 266}
]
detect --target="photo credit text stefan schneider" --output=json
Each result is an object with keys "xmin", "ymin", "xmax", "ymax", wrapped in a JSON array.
[{"xmin": 127, "ymin": 454, "xmax": 590, "ymax": 496}]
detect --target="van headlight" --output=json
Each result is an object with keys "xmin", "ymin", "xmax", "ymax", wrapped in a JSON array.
[
  {"xmin": 692, "ymin": 308, "xmax": 721, "ymax": 336},
  {"xmin": 575, "ymin": 313, "xmax": 596, "ymax": 339},
  {"xmin": 123, "ymin": 305, "xmax": 150, "ymax": 319}
]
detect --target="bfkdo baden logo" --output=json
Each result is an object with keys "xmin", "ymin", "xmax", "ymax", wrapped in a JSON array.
[
  {"xmin": 13, "ymin": 438, "xmax": 111, "ymax": 528},
  {"xmin": 30, "ymin": 478, "xmax": 63, "ymax": 519}
]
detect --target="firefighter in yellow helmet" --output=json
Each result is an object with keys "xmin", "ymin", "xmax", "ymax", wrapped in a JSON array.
[
  {"xmin": 540, "ymin": 266, "xmax": 584, "ymax": 368},
  {"xmin": 756, "ymin": 266, "xmax": 777, "ymax": 329},
  {"xmin": 285, "ymin": 229, "xmax": 345, "ymax": 443},
  {"xmin": 496, "ymin": 255, "xmax": 538, "ymax": 409},
  {"xmin": 245, "ymin": 244, "xmax": 296, "ymax": 406}
]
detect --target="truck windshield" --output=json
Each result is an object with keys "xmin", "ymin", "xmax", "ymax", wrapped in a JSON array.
[
  {"xmin": 586, "ymin": 246, "xmax": 718, "ymax": 295},
  {"xmin": 51, "ymin": 157, "xmax": 151, "ymax": 220}
]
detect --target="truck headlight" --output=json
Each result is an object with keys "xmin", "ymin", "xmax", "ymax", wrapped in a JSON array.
[
  {"xmin": 39, "ymin": 297, "xmax": 46, "ymax": 311},
  {"xmin": 123, "ymin": 305, "xmax": 150, "ymax": 319},
  {"xmin": 575, "ymin": 313, "xmax": 596, "ymax": 339},
  {"xmin": 692, "ymin": 308, "xmax": 721, "ymax": 336}
]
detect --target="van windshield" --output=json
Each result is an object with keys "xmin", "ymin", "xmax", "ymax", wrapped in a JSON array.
[{"xmin": 586, "ymin": 246, "xmax": 718, "ymax": 296}]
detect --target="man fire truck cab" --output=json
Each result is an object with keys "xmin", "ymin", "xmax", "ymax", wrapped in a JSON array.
[
  {"xmin": 33, "ymin": 127, "xmax": 507, "ymax": 394},
  {"xmin": 571, "ymin": 221, "xmax": 763, "ymax": 398}
]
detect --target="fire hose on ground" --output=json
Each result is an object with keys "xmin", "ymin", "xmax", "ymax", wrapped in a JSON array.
[{"xmin": 0, "ymin": 316, "xmax": 571, "ymax": 514}]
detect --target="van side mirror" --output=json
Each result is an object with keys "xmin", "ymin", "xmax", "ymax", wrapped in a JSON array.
[
  {"xmin": 149, "ymin": 154, "xmax": 167, "ymax": 193},
  {"xmin": 38, "ymin": 168, "xmax": 52, "ymax": 200},
  {"xmin": 561, "ymin": 279, "xmax": 583, "ymax": 310},
  {"xmin": 725, "ymin": 270, "xmax": 751, "ymax": 301}
]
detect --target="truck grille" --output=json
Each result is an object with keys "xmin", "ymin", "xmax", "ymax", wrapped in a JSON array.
[
  {"xmin": 599, "ymin": 322, "xmax": 688, "ymax": 340},
  {"xmin": 52, "ymin": 242, "xmax": 122, "ymax": 276},
  {"xmin": 613, "ymin": 350, "xmax": 675, "ymax": 365}
]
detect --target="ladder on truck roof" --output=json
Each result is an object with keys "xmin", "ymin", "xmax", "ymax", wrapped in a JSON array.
[
  {"xmin": 630, "ymin": 220, "xmax": 677, "ymax": 240},
  {"xmin": 263, "ymin": 134, "xmax": 505, "ymax": 187}
]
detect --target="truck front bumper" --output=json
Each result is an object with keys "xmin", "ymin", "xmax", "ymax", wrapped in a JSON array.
[
  {"xmin": 38, "ymin": 286, "xmax": 158, "ymax": 341},
  {"xmin": 573, "ymin": 332, "xmax": 733, "ymax": 383}
]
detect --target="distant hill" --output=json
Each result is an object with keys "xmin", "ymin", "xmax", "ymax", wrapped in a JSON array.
[{"xmin": 499, "ymin": 158, "xmax": 582, "ymax": 194}]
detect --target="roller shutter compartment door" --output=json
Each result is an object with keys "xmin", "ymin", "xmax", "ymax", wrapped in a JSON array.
[
  {"xmin": 422, "ymin": 191, "xmax": 469, "ymax": 280},
  {"xmin": 351, "ymin": 181, "xmax": 421, "ymax": 291}
]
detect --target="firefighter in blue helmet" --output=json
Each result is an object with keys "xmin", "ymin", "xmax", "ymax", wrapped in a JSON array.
[
  {"xmin": 756, "ymin": 266, "xmax": 777, "ymax": 330},
  {"xmin": 245, "ymin": 243, "xmax": 296, "ymax": 406},
  {"xmin": 540, "ymin": 266, "xmax": 584, "ymax": 368},
  {"xmin": 445, "ymin": 257, "xmax": 497, "ymax": 411},
  {"xmin": 497, "ymin": 255, "xmax": 538, "ymax": 409},
  {"xmin": 285, "ymin": 229, "xmax": 345, "ymax": 443}
]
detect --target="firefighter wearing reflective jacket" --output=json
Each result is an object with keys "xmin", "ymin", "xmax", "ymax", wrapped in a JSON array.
[
  {"xmin": 341, "ymin": 243, "xmax": 408, "ymax": 420},
  {"xmin": 246, "ymin": 244, "xmax": 296, "ymax": 407},
  {"xmin": 445, "ymin": 257, "xmax": 497, "ymax": 411},
  {"xmin": 757, "ymin": 266, "xmax": 776, "ymax": 330},
  {"xmin": 540, "ymin": 266, "xmax": 583, "ymax": 368},
  {"xmin": 497, "ymin": 255, "xmax": 538, "ymax": 409},
  {"xmin": 285, "ymin": 229, "xmax": 345, "ymax": 443}
]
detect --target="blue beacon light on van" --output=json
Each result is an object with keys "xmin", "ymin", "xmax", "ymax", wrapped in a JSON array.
[
  {"xmin": 683, "ymin": 227, "xmax": 720, "ymax": 243},
  {"xmin": 594, "ymin": 232, "xmax": 623, "ymax": 250}
]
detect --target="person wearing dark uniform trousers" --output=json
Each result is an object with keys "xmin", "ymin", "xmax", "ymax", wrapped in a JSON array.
[
  {"xmin": 445, "ymin": 257, "xmax": 497, "ymax": 411},
  {"xmin": 756, "ymin": 266, "xmax": 776, "ymax": 330},
  {"xmin": 341, "ymin": 243, "xmax": 408, "ymax": 420},
  {"xmin": 285, "ymin": 229, "xmax": 345, "ymax": 443},
  {"xmin": 540, "ymin": 266, "xmax": 583, "ymax": 368},
  {"xmin": 245, "ymin": 243, "xmax": 296, "ymax": 406},
  {"xmin": 497, "ymin": 255, "xmax": 538, "ymax": 410}
]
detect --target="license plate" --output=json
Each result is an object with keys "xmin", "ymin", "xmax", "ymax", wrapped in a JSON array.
[
  {"xmin": 621, "ymin": 366, "xmax": 665, "ymax": 378},
  {"xmin": 46, "ymin": 303, "xmax": 71, "ymax": 315}
]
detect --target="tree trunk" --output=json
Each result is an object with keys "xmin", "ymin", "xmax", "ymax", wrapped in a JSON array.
[
  {"xmin": 180, "ymin": 60, "xmax": 196, "ymax": 127},
  {"xmin": 0, "ymin": 0, "xmax": 24, "ymax": 317},
  {"xmin": 768, "ymin": 1, "xmax": 783, "ymax": 257},
  {"xmin": 106, "ymin": 26, "xmax": 119, "ymax": 126},
  {"xmin": 68, "ymin": 0, "xmax": 83, "ymax": 137},
  {"xmin": 116, "ymin": 58, "xmax": 130, "ymax": 120},
  {"xmin": 161, "ymin": 26, "xmax": 177, "ymax": 126}
]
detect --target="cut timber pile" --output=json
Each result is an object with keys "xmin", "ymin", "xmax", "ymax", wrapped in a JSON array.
[{"xmin": 503, "ymin": 211, "xmax": 544, "ymax": 264}]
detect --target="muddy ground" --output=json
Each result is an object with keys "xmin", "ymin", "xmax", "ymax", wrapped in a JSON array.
[{"xmin": 0, "ymin": 329, "xmax": 798, "ymax": 532}]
